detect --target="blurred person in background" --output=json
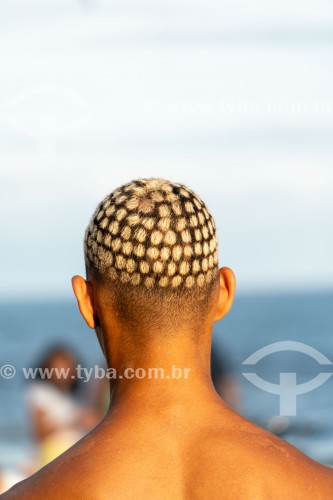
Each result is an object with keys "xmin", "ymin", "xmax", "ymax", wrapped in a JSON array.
[
  {"xmin": 88, "ymin": 360, "xmax": 110, "ymax": 420},
  {"xmin": 26, "ymin": 345, "xmax": 99, "ymax": 470},
  {"xmin": 211, "ymin": 340, "xmax": 240, "ymax": 411},
  {"xmin": 0, "ymin": 471, "xmax": 26, "ymax": 497}
]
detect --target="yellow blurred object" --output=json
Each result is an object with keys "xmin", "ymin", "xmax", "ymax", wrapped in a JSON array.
[{"xmin": 38, "ymin": 430, "xmax": 82, "ymax": 468}]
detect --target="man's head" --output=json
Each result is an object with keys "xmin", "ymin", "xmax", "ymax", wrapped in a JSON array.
[{"xmin": 72, "ymin": 179, "xmax": 235, "ymax": 357}]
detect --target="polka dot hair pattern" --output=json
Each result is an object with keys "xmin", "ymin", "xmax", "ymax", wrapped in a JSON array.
[{"xmin": 84, "ymin": 178, "xmax": 219, "ymax": 289}]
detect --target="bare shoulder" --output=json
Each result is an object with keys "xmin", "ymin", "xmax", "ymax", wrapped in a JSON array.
[
  {"xmin": 0, "ymin": 420, "xmax": 181, "ymax": 500},
  {"xmin": 2, "ymin": 411, "xmax": 333, "ymax": 500},
  {"xmin": 0, "ymin": 433, "xmax": 99, "ymax": 500},
  {"xmin": 243, "ymin": 424, "xmax": 333, "ymax": 498},
  {"xmin": 189, "ymin": 412, "xmax": 333, "ymax": 499}
]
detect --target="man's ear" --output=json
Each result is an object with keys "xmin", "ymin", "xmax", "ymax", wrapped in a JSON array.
[
  {"xmin": 214, "ymin": 267, "xmax": 236, "ymax": 322},
  {"xmin": 71, "ymin": 275, "xmax": 98, "ymax": 329}
]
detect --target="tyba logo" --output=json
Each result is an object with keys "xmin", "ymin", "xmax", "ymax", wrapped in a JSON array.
[{"xmin": 241, "ymin": 341, "xmax": 333, "ymax": 416}]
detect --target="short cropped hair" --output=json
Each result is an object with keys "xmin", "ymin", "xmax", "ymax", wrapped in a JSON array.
[{"xmin": 84, "ymin": 178, "xmax": 219, "ymax": 291}]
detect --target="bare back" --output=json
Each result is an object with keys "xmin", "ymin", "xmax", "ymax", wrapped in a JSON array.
[{"xmin": 3, "ymin": 400, "xmax": 333, "ymax": 499}]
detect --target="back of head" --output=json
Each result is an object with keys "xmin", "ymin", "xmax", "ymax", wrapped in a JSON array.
[{"xmin": 84, "ymin": 178, "xmax": 219, "ymax": 335}]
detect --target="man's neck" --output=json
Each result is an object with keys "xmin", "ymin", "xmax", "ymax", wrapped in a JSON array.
[{"xmin": 102, "ymin": 332, "xmax": 224, "ymax": 419}]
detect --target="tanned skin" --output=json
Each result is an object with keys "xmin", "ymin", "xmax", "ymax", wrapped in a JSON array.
[{"xmin": 2, "ymin": 268, "xmax": 333, "ymax": 499}]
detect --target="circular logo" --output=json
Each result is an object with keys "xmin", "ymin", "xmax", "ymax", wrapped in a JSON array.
[{"xmin": 0, "ymin": 364, "xmax": 16, "ymax": 379}]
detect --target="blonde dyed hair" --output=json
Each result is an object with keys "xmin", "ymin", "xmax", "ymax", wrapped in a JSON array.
[{"xmin": 84, "ymin": 178, "xmax": 219, "ymax": 291}]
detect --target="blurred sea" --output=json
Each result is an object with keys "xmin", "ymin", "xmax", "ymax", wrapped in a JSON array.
[{"xmin": 0, "ymin": 291, "xmax": 332, "ymax": 469}]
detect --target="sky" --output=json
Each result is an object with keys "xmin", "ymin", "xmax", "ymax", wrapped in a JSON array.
[{"xmin": 0, "ymin": 0, "xmax": 333, "ymax": 298}]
